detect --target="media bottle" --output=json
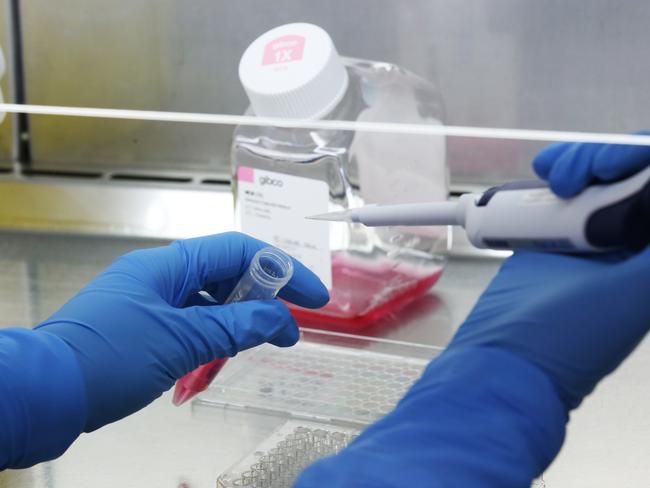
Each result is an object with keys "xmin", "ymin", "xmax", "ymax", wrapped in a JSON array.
[{"xmin": 232, "ymin": 23, "xmax": 448, "ymax": 326}]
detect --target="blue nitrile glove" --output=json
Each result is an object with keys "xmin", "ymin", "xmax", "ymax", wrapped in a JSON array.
[
  {"xmin": 532, "ymin": 130, "xmax": 650, "ymax": 197},
  {"xmin": 294, "ymin": 138, "xmax": 650, "ymax": 487},
  {"xmin": 36, "ymin": 232, "xmax": 329, "ymax": 433}
]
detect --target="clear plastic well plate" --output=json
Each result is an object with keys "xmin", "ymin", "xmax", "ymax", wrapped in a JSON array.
[
  {"xmin": 216, "ymin": 419, "xmax": 359, "ymax": 488},
  {"xmin": 206, "ymin": 330, "xmax": 547, "ymax": 488},
  {"xmin": 196, "ymin": 328, "xmax": 441, "ymax": 427}
]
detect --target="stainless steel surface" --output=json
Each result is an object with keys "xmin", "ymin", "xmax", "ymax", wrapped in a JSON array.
[
  {"xmin": 0, "ymin": 176, "xmax": 234, "ymax": 239},
  {"xmin": 18, "ymin": 1, "xmax": 650, "ymax": 182},
  {"xmin": 0, "ymin": 231, "xmax": 648, "ymax": 486},
  {"xmin": 0, "ymin": 175, "xmax": 508, "ymax": 259},
  {"xmin": 0, "ymin": 0, "xmax": 15, "ymax": 166}
]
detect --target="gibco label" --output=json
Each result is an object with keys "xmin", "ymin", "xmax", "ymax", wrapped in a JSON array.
[
  {"xmin": 236, "ymin": 166, "xmax": 332, "ymax": 288},
  {"xmin": 262, "ymin": 35, "xmax": 306, "ymax": 65}
]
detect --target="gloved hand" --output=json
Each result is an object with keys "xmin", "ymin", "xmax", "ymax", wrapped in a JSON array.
[
  {"xmin": 36, "ymin": 232, "xmax": 329, "ymax": 432},
  {"xmin": 294, "ymin": 136, "xmax": 650, "ymax": 487},
  {"xmin": 532, "ymin": 130, "xmax": 650, "ymax": 197},
  {"xmin": 451, "ymin": 247, "xmax": 650, "ymax": 410},
  {"xmin": 467, "ymin": 133, "xmax": 650, "ymax": 409}
]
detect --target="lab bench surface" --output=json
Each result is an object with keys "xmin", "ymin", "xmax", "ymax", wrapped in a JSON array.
[{"xmin": 0, "ymin": 231, "xmax": 648, "ymax": 488}]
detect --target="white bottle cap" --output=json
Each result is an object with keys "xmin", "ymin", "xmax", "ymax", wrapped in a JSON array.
[{"xmin": 239, "ymin": 23, "xmax": 348, "ymax": 120}]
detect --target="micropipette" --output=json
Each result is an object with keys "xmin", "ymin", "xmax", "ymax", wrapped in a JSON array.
[
  {"xmin": 308, "ymin": 165, "xmax": 650, "ymax": 252},
  {"xmin": 172, "ymin": 246, "xmax": 294, "ymax": 406}
]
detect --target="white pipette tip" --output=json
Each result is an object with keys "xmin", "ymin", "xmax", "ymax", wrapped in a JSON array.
[{"xmin": 305, "ymin": 210, "xmax": 354, "ymax": 222}]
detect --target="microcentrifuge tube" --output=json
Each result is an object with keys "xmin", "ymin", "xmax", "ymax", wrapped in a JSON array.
[{"xmin": 173, "ymin": 247, "xmax": 294, "ymax": 405}]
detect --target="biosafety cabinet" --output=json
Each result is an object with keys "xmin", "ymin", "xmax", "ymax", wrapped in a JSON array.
[{"xmin": 0, "ymin": 2, "xmax": 648, "ymax": 487}]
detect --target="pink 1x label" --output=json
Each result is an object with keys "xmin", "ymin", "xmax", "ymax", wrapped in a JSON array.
[{"xmin": 262, "ymin": 35, "xmax": 306, "ymax": 65}]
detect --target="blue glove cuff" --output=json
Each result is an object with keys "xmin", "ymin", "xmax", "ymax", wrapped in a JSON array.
[
  {"xmin": 0, "ymin": 328, "xmax": 87, "ymax": 469},
  {"xmin": 408, "ymin": 346, "xmax": 568, "ymax": 480}
]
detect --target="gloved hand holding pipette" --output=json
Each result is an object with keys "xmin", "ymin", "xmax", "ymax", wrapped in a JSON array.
[
  {"xmin": 0, "ymin": 232, "xmax": 328, "ymax": 469},
  {"xmin": 294, "ymin": 136, "xmax": 650, "ymax": 487},
  {"xmin": 310, "ymin": 143, "xmax": 650, "ymax": 253}
]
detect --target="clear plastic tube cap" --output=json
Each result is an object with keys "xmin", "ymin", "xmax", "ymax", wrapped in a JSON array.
[
  {"xmin": 224, "ymin": 247, "xmax": 294, "ymax": 304},
  {"xmin": 250, "ymin": 247, "xmax": 294, "ymax": 290},
  {"xmin": 239, "ymin": 23, "xmax": 349, "ymax": 120}
]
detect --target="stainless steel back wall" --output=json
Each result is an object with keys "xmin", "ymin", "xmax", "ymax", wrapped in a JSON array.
[
  {"xmin": 19, "ymin": 1, "xmax": 650, "ymax": 183},
  {"xmin": 0, "ymin": 0, "xmax": 15, "ymax": 167}
]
